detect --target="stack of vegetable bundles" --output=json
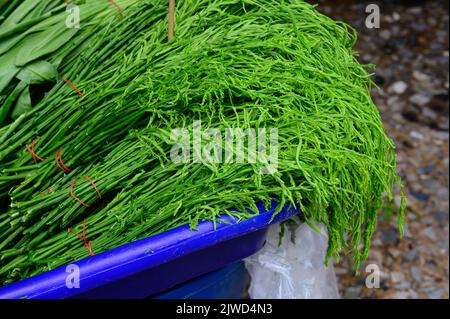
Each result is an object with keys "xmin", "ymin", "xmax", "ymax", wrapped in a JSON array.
[{"xmin": 0, "ymin": 0, "xmax": 405, "ymax": 285}]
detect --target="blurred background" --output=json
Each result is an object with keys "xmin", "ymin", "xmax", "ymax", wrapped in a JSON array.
[{"xmin": 307, "ymin": 0, "xmax": 449, "ymax": 299}]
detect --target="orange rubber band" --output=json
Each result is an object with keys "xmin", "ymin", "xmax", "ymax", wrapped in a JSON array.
[
  {"xmin": 109, "ymin": 0, "xmax": 125, "ymax": 17},
  {"xmin": 61, "ymin": 77, "xmax": 84, "ymax": 97},
  {"xmin": 40, "ymin": 187, "xmax": 52, "ymax": 196},
  {"xmin": 55, "ymin": 148, "xmax": 72, "ymax": 173},
  {"xmin": 25, "ymin": 139, "xmax": 45, "ymax": 164},
  {"xmin": 69, "ymin": 176, "xmax": 102, "ymax": 208},
  {"xmin": 68, "ymin": 219, "xmax": 94, "ymax": 256},
  {"xmin": 84, "ymin": 175, "xmax": 102, "ymax": 201}
]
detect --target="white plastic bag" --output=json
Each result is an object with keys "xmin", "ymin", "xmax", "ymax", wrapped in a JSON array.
[{"xmin": 244, "ymin": 221, "xmax": 340, "ymax": 299}]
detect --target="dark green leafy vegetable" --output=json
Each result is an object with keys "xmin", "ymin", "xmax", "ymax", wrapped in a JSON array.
[{"xmin": 0, "ymin": 0, "xmax": 138, "ymax": 125}]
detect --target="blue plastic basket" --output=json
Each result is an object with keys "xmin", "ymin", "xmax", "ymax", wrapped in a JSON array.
[
  {"xmin": 0, "ymin": 201, "xmax": 299, "ymax": 299},
  {"xmin": 154, "ymin": 261, "xmax": 249, "ymax": 299}
]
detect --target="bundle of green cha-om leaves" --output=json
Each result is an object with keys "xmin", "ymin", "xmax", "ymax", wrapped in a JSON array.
[{"xmin": 0, "ymin": 0, "xmax": 405, "ymax": 285}]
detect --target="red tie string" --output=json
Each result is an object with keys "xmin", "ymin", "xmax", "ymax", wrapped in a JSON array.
[
  {"xmin": 25, "ymin": 139, "xmax": 45, "ymax": 164},
  {"xmin": 40, "ymin": 187, "xmax": 53, "ymax": 196},
  {"xmin": 70, "ymin": 175, "xmax": 102, "ymax": 208},
  {"xmin": 61, "ymin": 77, "xmax": 84, "ymax": 97},
  {"xmin": 55, "ymin": 148, "xmax": 72, "ymax": 173},
  {"xmin": 109, "ymin": 0, "xmax": 125, "ymax": 17},
  {"xmin": 68, "ymin": 219, "xmax": 94, "ymax": 256},
  {"xmin": 84, "ymin": 175, "xmax": 102, "ymax": 201}
]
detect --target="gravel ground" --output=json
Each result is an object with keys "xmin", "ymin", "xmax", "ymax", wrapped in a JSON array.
[{"xmin": 309, "ymin": 0, "xmax": 449, "ymax": 299}]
